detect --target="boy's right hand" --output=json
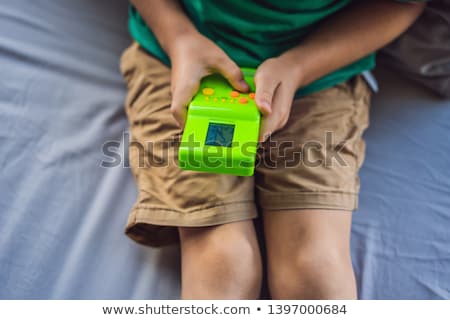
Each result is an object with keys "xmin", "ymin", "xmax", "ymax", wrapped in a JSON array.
[{"xmin": 167, "ymin": 33, "xmax": 251, "ymax": 128}]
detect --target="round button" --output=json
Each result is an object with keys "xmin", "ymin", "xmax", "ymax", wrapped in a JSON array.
[
  {"xmin": 230, "ymin": 91, "xmax": 240, "ymax": 98},
  {"xmin": 238, "ymin": 97, "xmax": 248, "ymax": 104},
  {"xmin": 249, "ymin": 93, "xmax": 255, "ymax": 99},
  {"xmin": 202, "ymin": 88, "xmax": 214, "ymax": 96}
]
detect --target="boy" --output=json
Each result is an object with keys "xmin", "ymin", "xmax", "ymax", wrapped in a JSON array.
[{"xmin": 120, "ymin": 0, "xmax": 426, "ymax": 299}]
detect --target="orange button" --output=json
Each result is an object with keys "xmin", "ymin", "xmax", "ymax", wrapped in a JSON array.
[
  {"xmin": 230, "ymin": 91, "xmax": 240, "ymax": 98},
  {"xmin": 238, "ymin": 97, "xmax": 248, "ymax": 104},
  {"xmin": 249, "ymin": 92, "xmax": 255, "ymax": 99},
  {"xmin": 202, "ymin": 88, "xmax": 214, "ymax": 96}
]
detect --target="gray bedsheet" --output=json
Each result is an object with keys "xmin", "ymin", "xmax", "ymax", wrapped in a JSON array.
[{"xmin": 0, "ymin": 0, "xmax": 449, "ymax": 299}]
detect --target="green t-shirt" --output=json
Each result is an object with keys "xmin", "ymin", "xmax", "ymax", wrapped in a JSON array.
[{"xmin": 129, "ymin": 0, "xmax": 376, "ymax": 96}]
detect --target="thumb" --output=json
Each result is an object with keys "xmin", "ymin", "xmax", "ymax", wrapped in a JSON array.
[
  {"xmin": 254, "ymin": 69, "xmax": 280, "ymax": 115},
  {"xmin": 215, "ymin": 58, "xmax": 249, "ymax": 93},
  {"xmin": 170, "ymin": 77, "xmax": 199, "ymax": 128}
]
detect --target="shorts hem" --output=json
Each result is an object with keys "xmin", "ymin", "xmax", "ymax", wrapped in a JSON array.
[
  {"xmin": 125, "ymin": 201, "xmax": 258, "ymax": 247},
  {"xmin": 257, "ymin": 191, "xmax": 358, "ymax": 212}
]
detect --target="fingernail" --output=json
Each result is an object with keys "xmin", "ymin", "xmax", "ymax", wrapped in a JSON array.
[
  {"xmin": 259, "ymin": 133, "xmax": 269, "ymax": 142},
  {"xmin": 239, "ymin": 79, "xmax": 249, "ymax": 90},
  {"xmin": 261, "ymin": 100, "xmax": 271, "ymax": 111}
]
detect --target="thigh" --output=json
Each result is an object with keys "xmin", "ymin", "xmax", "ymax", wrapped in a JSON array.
[
  {"xmin": 263, "ymin": 209, "xmax": 353, "ymax": 261},
  {"xmin": 255, "ymin": 75, "xmax": 371, "ymax": 212},
  {"xmin": 120, "ymin": 43, "xmax": 257, "ymax": 247},
  {"xmin": 179, "ymin": 220, "xmax": 260, "ymax": 255}
]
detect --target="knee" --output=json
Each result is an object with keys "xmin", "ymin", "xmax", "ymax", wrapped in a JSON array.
[
  {"xmin": 199, "ymin": 231, "xmax": 262, "ymax": 282},
  {"xmin": 179, "ymin": 225, "xmax": 262, "ymax": 298},
  {"xmin": 268, "ymin": 247, "xmax": 355, "ymax": 299}
]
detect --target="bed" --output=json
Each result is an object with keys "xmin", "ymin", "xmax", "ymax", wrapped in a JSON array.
[{"xmin": 0, "ymin": 0, "xmax": 449, "ymax": 299}]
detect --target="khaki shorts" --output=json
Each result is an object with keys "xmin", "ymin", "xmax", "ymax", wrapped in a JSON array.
[{"xmin": 120, "ymin": 42, "xmax": 371, "ymax": 247}]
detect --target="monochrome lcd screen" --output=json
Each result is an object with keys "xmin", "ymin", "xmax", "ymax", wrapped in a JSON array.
[{"xmin": 205, "ymin": 123, "xmax": 235, "ymax": 147}]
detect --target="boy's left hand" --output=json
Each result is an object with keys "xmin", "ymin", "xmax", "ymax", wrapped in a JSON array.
[{"xmin": 254, "ymin": 55, "xmax": 302, "ymax": 142}]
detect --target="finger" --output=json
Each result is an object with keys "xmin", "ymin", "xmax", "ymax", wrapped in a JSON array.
[
  {"xmin": 259, "ymin": 109, "xmax": 280, "ymax": 142},
  {"xmin": 254, "ymin": 69, "xmax": 280, "ymax": 115},
  {"xmin": 258, "ymin": 84, "xmax": 294, "ymax": 142},
  {"xmin": 170, "ymin": 76, "xmax": 200, "ymax": 128},
  {"xmin": 215, "ymin": 58, "xmax": 249, "ymax": 93}
]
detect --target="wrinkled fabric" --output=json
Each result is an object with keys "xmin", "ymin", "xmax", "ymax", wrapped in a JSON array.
[
  {"xmin": 121, "ymin": 43, "xmax": 371, "ymax": 247},
  {"xmin": 380, "ymin": 0, "xmax": 450, "ymax": 97},
  {"xmin": 0, "ymin": 0, "xmax": 181, "ymax": 299}
]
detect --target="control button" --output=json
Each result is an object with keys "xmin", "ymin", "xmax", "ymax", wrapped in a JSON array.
[
  {"xmin": 230, "ymin": 91, "xmax": 240, "ymax": 98},
  {"xmin": 249, "ymin": 93, "xmax": 255, "ymax": 99},
  {"xmin": 204, "ymin": 96, "xmax": 210, "ymax": 101},
  {"xmin": 230, "ymin": 99, "xmax": 235, "ymax": 103},
  {"xmin": 238, "ymin": 97, "xmax": 248, "ymax": 104},
  {"xmin": 202, "ymin": 88, "xmax": 214, "ymax": 96},
  {"xmin": 221, "ymin": 98, "xmax": 226, "ymax": 102},
  {"xmin": 213, "ymin": 98, "xmax": 218, "ymax": 102}
]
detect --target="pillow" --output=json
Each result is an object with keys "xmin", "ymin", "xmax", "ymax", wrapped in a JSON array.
[{"xmin": 379, "ymin": 0, "xmax": 450, "ymax": 98}]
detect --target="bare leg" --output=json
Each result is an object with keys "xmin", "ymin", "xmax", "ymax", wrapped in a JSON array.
[
  {"xmin": 263, "ymin": 209, "xmax": 356, "ymax": 300},
  {"xmin": 178, "ymin": 220, "xmax": 262, "ymax": 299}
]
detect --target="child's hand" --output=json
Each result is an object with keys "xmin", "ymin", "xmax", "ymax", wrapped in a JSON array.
[
  {"xmin": 254, "ymin": 56, "xmax": 302, "ymax": 142},
  {"xmin": 168, "ymin": 33, "xmax": 249, "ymax": 127}
]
